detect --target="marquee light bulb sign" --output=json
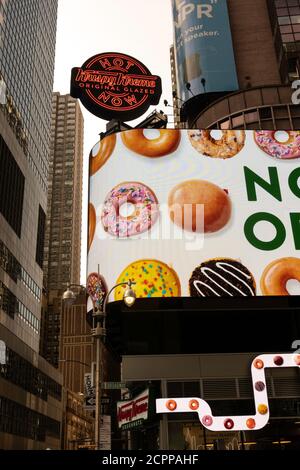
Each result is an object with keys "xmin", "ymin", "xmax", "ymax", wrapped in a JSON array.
[
  {"xmin": 70, "ymin": 52, "xmax": 162, "ymax": 121},
  {"xmin": 156, "ymin": 353, "xmax": 300, "ymax": 431}
]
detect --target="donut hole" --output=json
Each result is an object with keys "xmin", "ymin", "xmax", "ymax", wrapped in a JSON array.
[
  {"xmin": 119, "ymin": 202, "xmax": 135, "ymax": 218},
  {"xmin": 143, "ymin": 129, "xmax": 161, "ymax": 140},
  {"xmin": 274, "ymin": 131, "xmax": 289, "ymax": 143},
  {"xmin": 286, "ymin": 279, "xmax": 300, "ymax": 295},
  {"xmin": 210, "ymin": 130, "xmax": 223, "ymax": 141}
]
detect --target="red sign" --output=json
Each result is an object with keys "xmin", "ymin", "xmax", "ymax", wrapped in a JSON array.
[
  {"xmin": 117, "ymin": 389, "xmax": 149, "ymax": 428},
  {"xmin": 70, "ymin": 52, "xmax": 162, "ymax": 121}
]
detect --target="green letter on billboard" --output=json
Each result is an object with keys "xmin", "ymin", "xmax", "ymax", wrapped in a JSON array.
[
  {"xmin": 289, "ymin": 168, "xmax": 300, "ymax": 198},
  {"xmin": 244, "ymin": 167, "xmax": 282, "ymax": 202},
  {"xmin": 244, "ymin": 213, "xmax": 286, "ymax": 250},
  {"xmin": 290, "ymin": 213, "xmax": 300, "ymax": 250}
]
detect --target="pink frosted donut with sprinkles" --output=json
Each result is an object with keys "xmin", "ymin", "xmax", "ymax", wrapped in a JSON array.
[
  {"xmin": 101, "ymin": 181, "xmax": 159, "ymax": 238},
  {"xmin": 254, "ymin": 131, "xmax": 300, "ymax": 159}
]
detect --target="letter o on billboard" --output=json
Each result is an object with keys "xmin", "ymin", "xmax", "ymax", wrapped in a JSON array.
[{"xmin": 244, "ymin": 212, "xmax": 286, "ymax": 251}]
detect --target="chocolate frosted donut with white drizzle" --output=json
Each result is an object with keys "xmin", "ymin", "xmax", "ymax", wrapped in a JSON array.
[{"xmin": 189, "ymin": 258, "xmax": 256, "ymax": 297}]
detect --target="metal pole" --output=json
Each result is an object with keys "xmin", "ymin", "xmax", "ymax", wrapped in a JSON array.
[
  {"xmin": 94, "ymin": 264, "xmax": 102, "ymax": 451},
  {"xmin": 93, "ymin": 279, "xmax": 135, "ymax": 450},
  {"xmin": 95, "ymin": 334, "xmax": 102, "ymax": 450},
  {"xmin": 95, "ymin": 282, "xmax": 126, "ymax": 450}
]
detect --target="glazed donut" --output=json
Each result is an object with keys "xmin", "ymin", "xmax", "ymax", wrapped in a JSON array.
[
  {"xmin": 89, "ymin": 134, "xmax": 116, "ymax": 175},
  {"xmin": 188, "ymin": 130, "xmax": 245, "ymax": 159},
  {"xmin": 115, "ymin": 259, "xmax": 181, "ymax": 300},
  {"xmin": 88, "ymin": 203, "xmax": 96, "ymax": 251},
  {"xmin": 168, "ymin": 179, "xmax": 231, "ymax": 233},
  {"xmin": 101, "ymin": 182, "xmax": 159, "ymax": 238},
  {"xmin": 121, "ymin": 129, "xmax": 181, "ymax": 157},
  {"xmin": 254, "ymin": 131, "xmax": 300, "ymax": 159},
  {"xmin": 260, "ymin": 257, "xmax": 300, "ymax": 295}
]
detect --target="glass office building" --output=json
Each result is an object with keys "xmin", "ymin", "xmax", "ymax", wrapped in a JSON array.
[{"xmin": 0, "ymin": 0, "xmax": 63, "ymax": 449}]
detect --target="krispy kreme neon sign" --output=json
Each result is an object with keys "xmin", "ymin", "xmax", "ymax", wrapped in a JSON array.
[
  {"xmin": 156, "ymin": 353, "xmax": 300, "ymax": 431},
  {"xmin": 70, "ymin": 52, "xmax": 162, "ymax": 122}
]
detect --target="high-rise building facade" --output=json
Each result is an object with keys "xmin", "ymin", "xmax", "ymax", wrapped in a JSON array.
[
  {"xmin": 170, "ymin": 0, "xmax": 300, "ymax": 129},
  {"xmin": 267, "ymin": 0, "xmax": 300, "ymax": 82},
  {"xmin": 0, "ymin": 0, "xmax": 62, "ymax": 449},
  {"xmin": 41, "ymin": 93, "xmax": 83, "ymax": 367},
  {"xmin": 0, "ymin": 0, "xmax": 57, "ymax": 194},
  {"xmin": 44, "ymin": 93, "xmax": 83, "ymax": 292}
]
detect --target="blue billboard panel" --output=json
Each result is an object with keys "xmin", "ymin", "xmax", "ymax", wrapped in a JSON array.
[{"xmin": 171, "ymin": 0, "xmax": 239, "ymax": 101}]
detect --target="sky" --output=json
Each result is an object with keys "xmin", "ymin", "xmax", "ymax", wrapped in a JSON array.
[{"xmin": 53, "ymin": 0, "xmax": 174, "ymax": 283}]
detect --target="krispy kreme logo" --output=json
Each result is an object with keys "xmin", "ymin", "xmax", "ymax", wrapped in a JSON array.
[
  {"xmin": 71, "ymin": 53, "xmax": 162, "ymax": 122},
  {"xmin": 117, "ymin": 390, "xmax": 149, "ymax": 428}
]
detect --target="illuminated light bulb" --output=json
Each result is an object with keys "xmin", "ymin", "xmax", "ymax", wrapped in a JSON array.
[
  {"xmin": 253, "ymin": 359, "xmax": 264, "ymax": 369},
  {"xmin": 166, "ymin": 400, "xmax": 177, "ymax": 411},
  {"xmin": 258, "ymin": 404, "xmax": 268, "ymax": 415},
  {"xmin": 224, "ymin": 419, "xmax": 234, "ymax": 430},
  {"xmin": 255, "ymin": 381, "xmax": 266, "ymax": 392},
  {"xmin": 273, "ymin": 356, "xmax": 284, "ymax": 366},
  {"xmin": 189, "ymin": 399, "xmax": 199, "ymax": 411},
  {"xmin": 246, "ymin": 418, "xmax": 256, "ymax": 429},
  {"xmin": 202, "ymin": 415, "xmax": 213, "ymax": 427},
  {"xmin": 294, "ymin": 355, "xmax": 300, "ymax": 366}
]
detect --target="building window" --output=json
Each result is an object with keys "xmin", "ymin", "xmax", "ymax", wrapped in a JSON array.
[
  {"xmin": 0, "ymin": 346, "xmax": 62, "ymax": 401},
  {"xmin": 0, "ymin": 396, "xmax": 61, "ymax": 441},
  {"xmin": 0, "ymin": 134, "xmax": 25, "ymax": 237},
  {"xmin": 36, "ymin": 205, "xmax": 46, "ymax": 269},
  {"xmin": 0, "ymin": 239, "xmax": 21, "ymax": 282},
  {"xmin": 0, "ymin": 281, "xmax": 18, "ymax": 318}
]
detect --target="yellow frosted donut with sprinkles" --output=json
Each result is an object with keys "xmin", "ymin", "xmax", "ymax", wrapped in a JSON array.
[{"xmin": 114, "ymin": 259, "xmax": 181, "ymax": 300}]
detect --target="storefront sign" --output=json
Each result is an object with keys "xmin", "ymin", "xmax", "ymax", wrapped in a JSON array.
[
  {"xmin": 171, "ymin": 0, "xmax": 238, "ymax": 101},
  {"xmin": 117, "ymin": 389, "xmax": 149, "ymax": 429},
  {"xmin": 156, "ymin": 352, "xmax": 300, "ymax": 432},
  {"xmin": 70, "ymin": 52, "xmax": 162, "ymax": 121}
]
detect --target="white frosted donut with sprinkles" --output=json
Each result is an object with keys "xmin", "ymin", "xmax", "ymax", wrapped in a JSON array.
[
  {"xmin": 254, "ymin": 130, "xmax": 300, "ymax": 159},
  {"xmin": 101, "ymin": 182, "xmax": 159, "ymax": 238}
]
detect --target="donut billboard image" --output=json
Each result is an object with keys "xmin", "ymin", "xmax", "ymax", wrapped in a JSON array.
[{"xmin": 87, "ymin": 129, "xmax": 300, "ymax": 309}]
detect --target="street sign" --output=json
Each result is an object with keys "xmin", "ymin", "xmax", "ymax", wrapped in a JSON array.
[
  {"xmin": 85, "ymin": 396, "xmax": 96, "ymax": 407},
  {"xmin": 85, "ymin": 397, "xmax": 110, "ymax": 407},
  {"xmin": 102, "ymin": 382, "xmax": 127, "ymax": 390},
  {"xmin": 84, "ymin": 373, "xmax": 96, "ymax": 410},
  {"xmin": 101, "ymin": 397, "xmax": 110, "ymax": 405}
]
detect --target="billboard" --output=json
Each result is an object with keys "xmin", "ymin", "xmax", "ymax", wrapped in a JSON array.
[
  {"xmin": 171, "ymin": 0, "xmax": 239, "ymax": 101},
  {"xmin": 87, "ymin": 128, "xmax": 300, "ymax": 309}
]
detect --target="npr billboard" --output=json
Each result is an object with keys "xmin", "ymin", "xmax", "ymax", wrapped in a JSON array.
[{"xmin": 171, "ymin": 0, "xmax": 239, "ymax": 101}]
